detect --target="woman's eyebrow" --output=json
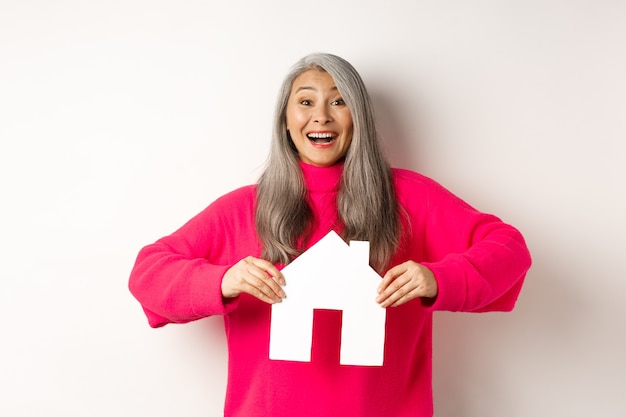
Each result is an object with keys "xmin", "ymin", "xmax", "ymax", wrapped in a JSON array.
[{"xmin": 294, "ymin": 85, "xmax": 338, "ymax": 93}]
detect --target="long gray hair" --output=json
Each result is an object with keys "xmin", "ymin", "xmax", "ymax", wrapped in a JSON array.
[{"xmin": 256, "ymin": 53, "xmax": 400, "ymax": 271}]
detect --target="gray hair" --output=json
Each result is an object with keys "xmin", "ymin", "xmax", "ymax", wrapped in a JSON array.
[{"xmin": 256, "ymin": 53, "xmax": 400, "ymax": 271}]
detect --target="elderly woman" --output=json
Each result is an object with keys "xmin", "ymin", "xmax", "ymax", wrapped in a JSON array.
[{"xmin": 129, "ymin": 53, "xmax": 531, "ymax": 417}]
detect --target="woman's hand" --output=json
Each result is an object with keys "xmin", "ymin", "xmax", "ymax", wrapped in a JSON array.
[
  {"xmin": 376, "ymin": 261, "xmax": 438, "ymax": 307},
  {"xmin": 222, "ymin": 256, "xmax": 286, "ymax": 304}
]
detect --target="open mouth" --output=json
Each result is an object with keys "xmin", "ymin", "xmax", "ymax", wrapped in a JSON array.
[{"xmin": 307, "ymin": 132, "xmax": 337, "ymax": 144}]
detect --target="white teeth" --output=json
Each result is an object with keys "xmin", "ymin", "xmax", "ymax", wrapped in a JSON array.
[{"xmin": 307, "ymin": 133, "xmax": 336, "ymax": 139}]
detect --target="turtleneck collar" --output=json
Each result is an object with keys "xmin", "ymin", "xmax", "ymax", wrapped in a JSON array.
[{"xmin": 298, "ymin": 160, "xmax": 344, "ymax": 192}]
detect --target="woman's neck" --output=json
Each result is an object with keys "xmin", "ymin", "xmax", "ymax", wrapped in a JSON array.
[{"xmin": 298, "ymin": 160, "xmax": 344, "ymax": 192}]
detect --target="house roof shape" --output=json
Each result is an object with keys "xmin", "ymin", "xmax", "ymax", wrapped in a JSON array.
[{"xmin": 269, "ymin": 230, "xmax": 387, "ymax": 366}]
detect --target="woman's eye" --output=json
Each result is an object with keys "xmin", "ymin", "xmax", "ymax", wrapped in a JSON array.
[
  {"xmin": 300, "ymin": 99, "xmax": 311, "ymax": 105},
  {"xmin": 331, "ymin": 98, "xmax": 345, "ymax": 106}
]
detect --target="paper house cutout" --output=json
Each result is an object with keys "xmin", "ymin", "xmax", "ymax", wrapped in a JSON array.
[{"xmin": 269, "ymin": 231, "xmax": 386, "ymax": 366}]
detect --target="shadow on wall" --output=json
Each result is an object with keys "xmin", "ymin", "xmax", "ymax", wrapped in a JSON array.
[
  {"xmin": 371, "ymin": 87, "xmax": 583, "ymax": 415},
  {"xmin": 431, "ymin": 249, "xmax": 583, "ymax": 416},
  {"xmin": 369, "ymin": 87, "xmax": 429, "ymax": 171}
]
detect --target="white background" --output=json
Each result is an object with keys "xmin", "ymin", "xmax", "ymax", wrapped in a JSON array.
[{"xmin": 1, "ymin": 1, "xmax": 624, "ymax": 416}]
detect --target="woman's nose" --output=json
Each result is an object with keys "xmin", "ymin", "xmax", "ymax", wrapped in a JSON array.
[{"xmin": 313, "ymin": 104, "xmax": 333, "ymax": 124}]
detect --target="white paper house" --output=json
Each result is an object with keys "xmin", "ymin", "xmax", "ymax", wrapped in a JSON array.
[{"xmin": 269, "ymin": 231, "xmax": 387, "ymax": 366}]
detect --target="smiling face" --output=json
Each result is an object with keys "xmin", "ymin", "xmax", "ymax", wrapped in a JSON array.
[{"xmin": 285, "ymin": 69, "xmax": 354, "ymax": 167}]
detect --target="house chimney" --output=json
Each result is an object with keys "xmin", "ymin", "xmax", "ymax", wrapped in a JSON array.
[{"xmin": 349, "ymin": 240, "xmax": 370, "ymax": 266}]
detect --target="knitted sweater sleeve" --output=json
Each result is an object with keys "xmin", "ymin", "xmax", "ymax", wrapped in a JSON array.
[
  {"xmin": 128, "ymin": 187, "xmax": 257, "ymax": 328},
  {"xmin": 396, "ymin": 170, "xmax": 532, "ymax": 313}
]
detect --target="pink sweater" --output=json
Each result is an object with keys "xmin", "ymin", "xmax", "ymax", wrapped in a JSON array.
[{"xmin": 129, "ymin": 162, "xmax": 531, "ymax": 417}]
